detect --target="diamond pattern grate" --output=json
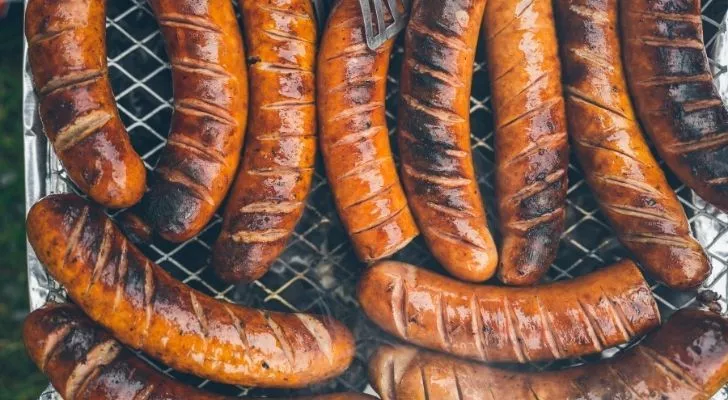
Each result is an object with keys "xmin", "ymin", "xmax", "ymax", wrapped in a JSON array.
[{"xmin": 25, "ymin": 0, "xmax": 728, "ymax": 398}]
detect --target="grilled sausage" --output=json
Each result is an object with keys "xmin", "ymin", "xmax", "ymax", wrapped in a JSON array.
[
  {"xmin": 484, "ymin": 0, "xmax": 570, "ymax": 285},
  {"xmin": 212, "ymin": 0, "xmax": 317, "ymax": 283},
  {"xmin": 369, "ymin": 308, "xmax": 728, "ymax": 400},
  {"xmin": 368, "ymin": 346, "xmax": 419, "ymax": 400},
  {"xmin": 358, "ymin": 259, "xmax": 660, "ymax": 363},
  {"xmin": 397, "ymin": 0, "xmax": 498, "ymax": 282},
  {"xmin": 555, "ymin": 0, "xmax": 711, "ymax": 290},
  {"xmin": 318, "ymin": 0, "xmax": 419, "ymax": 262},
  {"xmin": 25, "ymin": 0, "xmax": 146, "ymax": 208},
  {"xmin": 26, "ymin": 194, "xmax": 355, "ymax": 388},
  {"xmin": 142, "ymin": 0, "xmax": 248, "ymax": 242},
  {"xmin": 622, "ymin": 0, "xmax": 728, "ymax": 213},
  {"xmin": 23, "ymin": 303, "xmax": 373, "ymax": 400}
]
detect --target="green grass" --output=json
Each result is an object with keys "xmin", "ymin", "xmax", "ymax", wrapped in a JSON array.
[{"xmin": 0, "ymin": 5, "xmax": 49, "ymax": 399}]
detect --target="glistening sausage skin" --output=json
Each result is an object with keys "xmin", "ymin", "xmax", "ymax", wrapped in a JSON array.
[
  {"xmin": 25, "ymin": 0, "xmax": 146, "ymax": 208},
  {"xmin": 23, "ymin": 303, "xmax": 372, "ymax": 400},
  {"xmin": 358, "ymin": 260, "xmax": 660, "ymax": 363},
  {"xmin": 26, "ymin": 194, "xmax": 355, "ymax": 388},
  {"xmin": 213, "ymin": 0, "xmax": 317, "ymax": 283},
  {"xmin": 555, "ymin": 0, "xmax": 711, "ymax": 290},
  {"xmin": 370, "ymin": 308, "xmax": 728, "ymax": 400},
  {"xmin": 485, "ymin": 0, "xmax": 570, "ymax": 285},
  {"xmin": 143, "ymin": 0, "xmax": 249, "ymax": 242},
  {"xmin": 398, "ymin": 0, "xmax": 498, "ymax": 282},
  {"xmin": 622, "ymin": 0, "xmax": 728, "ymax": 213},
  {"xmin": 318, "ymin": 0, "xmax": 419, "ymax": 263}
]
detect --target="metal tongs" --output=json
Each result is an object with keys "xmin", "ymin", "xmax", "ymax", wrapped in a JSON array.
[{"xmin": 312, "ymin": 0, "xmax": 410, "ymax": 50}]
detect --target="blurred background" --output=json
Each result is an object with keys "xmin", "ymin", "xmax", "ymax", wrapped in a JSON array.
[{"xmin": 0, "ymin": 1, "xmax": 48, "ymax": 398}]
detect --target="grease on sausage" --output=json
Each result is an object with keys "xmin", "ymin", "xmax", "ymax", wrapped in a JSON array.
[
  {"xmin": 26, "ymin": 194, "xmax": 355, "ymax": 388},
  {"xmin": 398, "ymin": 0, "xmax": 498, "ymax": 282},
  {"xmin": 484, "ymin": 0, "xmax": 570, "ymax": 285},
  {"xmin": 143, "ymin": 0, "xmax": 249, "ymax": 242},
  {"xmin": 213, "ymin": 0, "xmax": 317, "ymax": 283},
  {"xmin": 25, "ymin": 0, "xmax": 146, "ymax": 208},
  {"xmin": 622, "ymin": 0, "xmax": 728, "ymax": 213},
  {"xmin": 23, "ymin": 303, "xmax": 373, "ymax": 400},
  {"xmin": 358, "ymin": 260, "xmax": 660, "ymax": 363},
  {"xmin": 318, "ymin": 0, "xmax": 419, "ymax": 262},
  {"xmin": 555, "ymin": 0, "xmax": 710, "ymax": 289},
  {"xmin": 369, "ymin": 308, "xmax": 728, "ymax": 400}
]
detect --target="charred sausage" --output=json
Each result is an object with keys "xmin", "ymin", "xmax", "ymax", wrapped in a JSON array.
[
  {"xmin": 26, "ymin": 194, "xmax": 355, "ymax": 388},
  {"xmin": 369, "ymin": 308, "xmax": 728, "ymax": 400},
  {"xmin": 358, "ymin": 260, "xmax": 660, "ymax": 363},
  {"xmin": 397, "ymin": 0, "xmax": 498, "ymax": 282},
  {"xmin": 622, "ymin": 0, "xmax": 728, "ymax": 212},
  {"xmin": 25, "ymin": 0, "xmax": 146, "ymax": 208},
  {"xmin": 212, "ymin": 0, "xmax": 317, "ymax": 283},
  {"xmin": 555, "ymin": 0, "xmax": 711, "ymax": 290},
  {"xmin": 23, "ymin": 303, "xmax": 373, "ymax": 400},
  {"xmin": 142, "ymin": 0, "xmax": 248, "ymax": 242},
  {"xmin": 484, "ymin": 0, "xmax": 570, "ymax": 285},
  {"xmin": 318, "ymin": 0, "xmax": 419, "ymax": 262}
]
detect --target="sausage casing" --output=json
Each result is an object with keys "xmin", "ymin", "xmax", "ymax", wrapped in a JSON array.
[
  {"xmin": 25, "ymin": 0, "xmax": 146, "ymax": 208},
  {"xmin": 358, "ymin": 260, "xmax": 660, "ymax": 363},
  {"xmin": 23, "ymin": 303, "xmax": 373, "ymax": 400},
  {"xmin": 143, "ymin": 0, "xmax": 249, "ymax": 242},
  {"xmin": 397, "ymin": 0, "xmax": 498, "ymax": 282},
  {"xmin": 212, "ymin": 0, "xmax": 317, "ymax": 283},
  {"xmin": 622, "ymin": 0, "xmax": 728, "ymax": 212},
  {"xmin": 26, "ymin": 194, "xmax": 355, "ymax": 388},
  {"xmin": 369, "ymin": 308, "xmax": 728, "ymax": 400},
  {"xmin": 485, "ymin": 0, "xmax": 570, "ymax": 285},
  {"xmin": 555, "ymin": 0, "xmax": 711, "ymax": 290},
  {"xmin": 318, "ymin": 0, "xmax": 419, "ymax": 262}
]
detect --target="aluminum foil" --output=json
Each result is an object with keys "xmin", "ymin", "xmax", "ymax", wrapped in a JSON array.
[{"xmin": 23, "ymin": 0, "xmax": 728, "ymax": 398}]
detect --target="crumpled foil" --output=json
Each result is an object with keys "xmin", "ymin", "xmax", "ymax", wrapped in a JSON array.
[{"xmin": 23, "ymin": 0, "xmax": 728, "ymax": 398}]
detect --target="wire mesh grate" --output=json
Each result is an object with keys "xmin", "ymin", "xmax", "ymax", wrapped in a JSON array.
[{"xmin": 25, "ymin": 0, "xmax": 728, "ymax": 398}]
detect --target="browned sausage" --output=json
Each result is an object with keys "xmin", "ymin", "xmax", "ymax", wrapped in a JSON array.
[
  {"xmin": 397, "ymin": 0, "xmax": 498, "ymax": 282},
  {"xmin": 318, "ymin": 0, "xmax": 419, "ymax": 262},
  {"xmin": 555, "ymin": 0, "xmax": 711, "ymax": 290},
  {"xmin": 212, "ymin": 0, "xmax": 317, "ymax": 283},
  {"xmin": 23, "ymin": 303, "xmax": 374, "ymax": 400},
  {"xmin": 25, "ymin": 0, "xmax": 146, "ymax": 208},
  {"xmin": 368, "ymin": 346, "xmax": 419, "ymax": 400},
  {"xmin": 358, "ymin": 259, "xmax": 660, "ymax": 363},
  {"xmin": 369, "ymin": 308, "xmax": 728, "ymax": 400},
  {"xmin": 142, "ymin": 0, "xmax": 248, "ymax": 242},
  {"xmin": 622, "ymin": 0, "xmax": 728, "ymax": 213},
  {"xmin": 26, "ymin": 194, "xmax": 355, "ymax": 388},
  {"xmin": 485, "ymin": 0, "xmax": 570, "ymax": 285}
]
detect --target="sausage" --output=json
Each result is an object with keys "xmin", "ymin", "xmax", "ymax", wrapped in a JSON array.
[
  {"xmin": 368, "ymin": 346, "xmax": 420, "ymax": 400},
  {"xmin": 23, "ymin": 303, "xmax": 373, "ymax": 400},
  {"xmin": 25, "ymin": 0, "xmax": 146, "ymax": 208},
  {"xmin": 554, "ymin": 0, "xmax": 711, "ymax": 290},
  {"xmin": 26, "ymin": 194, "xmax": 355, "ymax": 388},
  {"xmin": 212, "ymin": 0, "xmax": 317, "ymax": 283},
  {"xmin": 369, "ymin": 308, "xmax": 728, "ymax": 400},
  {"xmin": 397, "ymin": 0, "xmax": 498, "ymax": 282},
  {"xmin": 357, "ymin": 259, "xmax": 660, "ymax": 363},
  {"xmin": 142, "ymin": 0, "xmax": 248, "ymax": 242},
  {"xmin": 318, "ymin": 0, "xmax": 419, "ymax": 262},
  {"xmin": 622, "ymin": 0, "xmax": 728, "ymax": 213},
  {"xmin": 484, "ymin": 0, "xmax": 570, "ymax": 285}
]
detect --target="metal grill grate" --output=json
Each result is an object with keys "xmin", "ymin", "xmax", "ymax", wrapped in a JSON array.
[{"xmin": 24, "ymin": 0, "xmax": 728, "ymax": 398}]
